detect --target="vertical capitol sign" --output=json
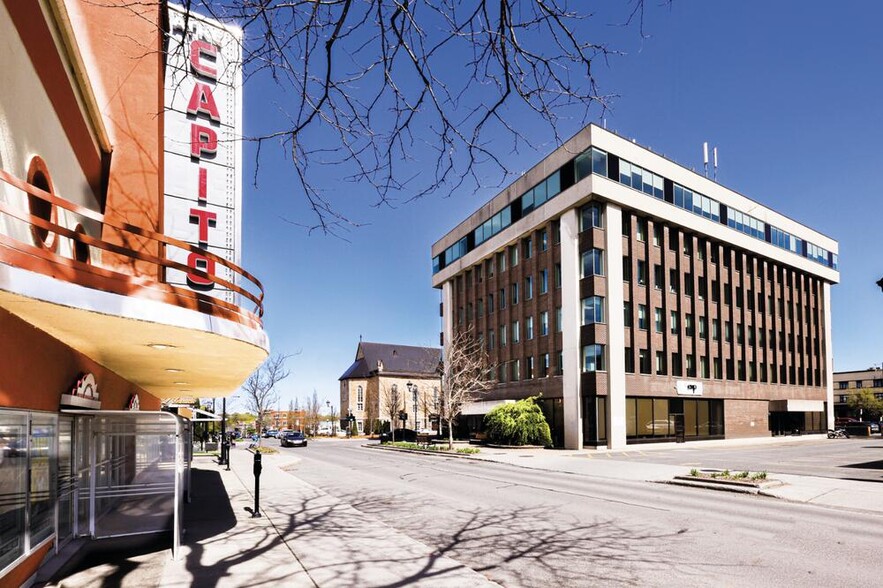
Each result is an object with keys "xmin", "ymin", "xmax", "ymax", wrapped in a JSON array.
[{"xmin": 163, "ymin": 5, "xmax": 242, "ymax": 304}]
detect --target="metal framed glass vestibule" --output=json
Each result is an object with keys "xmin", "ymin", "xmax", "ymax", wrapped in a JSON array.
[{"xmin": 0, "ymin": 409, "xmax": 191, "ymax": 579}]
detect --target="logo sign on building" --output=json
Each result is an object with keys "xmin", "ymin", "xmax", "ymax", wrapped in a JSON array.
[
  {"xmin": 61, "ymin": 373, "xmax": 101, "ymax": 410},
  {"xmin": 163, "ymin": 5, "xmax": 242, "ymax": 304},
  {"xmin": 676, "ymin": 380, "xmax": 703, "ymax": 396}
]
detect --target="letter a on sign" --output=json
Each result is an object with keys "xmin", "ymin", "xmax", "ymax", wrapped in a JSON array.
[{"xmin": 187, "ymin": 83, "xmax": 221, "ymax": 122}]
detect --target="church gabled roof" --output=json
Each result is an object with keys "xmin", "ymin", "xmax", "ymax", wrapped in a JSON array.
[{"xmin": 339, "ymin": 342, "xmax": 441, "ymax": 381}]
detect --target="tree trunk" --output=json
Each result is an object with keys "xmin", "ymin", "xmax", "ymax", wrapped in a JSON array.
[{"xmin": 447, "ymin": 417, "xmax": 454, "ymax": 450}]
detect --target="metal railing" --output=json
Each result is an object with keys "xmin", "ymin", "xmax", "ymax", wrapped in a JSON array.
[{"xmin": 0, "ymin": 168, "xmax": 264, "ymax": 323}]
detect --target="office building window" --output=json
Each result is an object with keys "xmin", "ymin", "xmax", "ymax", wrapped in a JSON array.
[
  {"xmin": 580, "ymin": 203, "xmax": 604, "ymax": 231},
  {"xmin": 654, "ymin": 264, "xmax": 664, "ymax": 290},
  {"xmin": 625, "ymin": 347, "xmax": 634, "ymax": 373},
  {"xmin": 670, "ymin": 311, "xmax": 679, "ymax": 335},
  {"xmin": 512, "ymin": 320, "xmax": 520, "ymax": 343},
  {"xmin": 581, "ymin": 248, "xmax": 605, "ymax": 278},
  {"xmin": 638, "ymin": 304, "xmax": 648, "ymax": 330},
  {"xmin": 582, "ymin": 296, "xmax": 605, "ymax": 325},
  {"xmin": 357, "ymin": 386, "xmax": 364, "ymax": 411},
  {"xmin": 511, "ymin": 283, "xmax": 519, "ymax": 305},
  {"xmin": 556, "ymin": 307, "xmax": 563, "ymax": 332},
  {"xmin": 539, "ymin": 229, "xmax": 548, "ymax": 251},
  {"xmin": 540, "ymin": 311, "xmax": 549, "ymax": 336},
  {"xmin": 639, "ymin": 349, "xmax": 651, "ymax": 374},
  {"xmin": 656, "ymin": 351, "xmax": 666, "ymax": 375},
  {"xmin": 654, "ymin": 307, "xmax": 663, "ymax": 333},
  {"xmin": 583, "ymin": 344, "xmax": 606, "ymax": 372},
  {"xmin": 525, "ymin": 276, "xmax": 533, "ymax": 300},
  {"xmin": 539, "ymin": 269, "xmax": 548, "ymax": 294},
  {"xmin": 624, "ymin": 301, "xmax": 633, "ymax": 328},
  {"xmin": 636, "ymin": 260, "xmax": 647, "ymax": 285},
  {"xmin": 526, "ymin": 316, "xmax": 534, "ymax": 340}
]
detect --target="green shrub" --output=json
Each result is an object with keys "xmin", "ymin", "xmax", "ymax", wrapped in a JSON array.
[
  {"xmin": 483, "ymin": 397, "xmax": 553, "ymax": 447},
  {"xmin": 689, "ymin": 468, "xmax": 699, "ymax": 477},
  {"xmin": 456, "ymin": 447, "xmax": 480, "ymax": 454}
]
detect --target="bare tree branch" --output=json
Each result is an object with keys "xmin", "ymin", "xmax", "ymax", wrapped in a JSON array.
[
  {"xmin": 175, "ymin": 0, "xmax": 662, "ymax": 236},
  {"xmin": 241, "ymin": 352, "xmax": 292, "ymax": 446},
  {"xmin": 439, "ymin": 326, "xmax": 494, "ymax": 450}
]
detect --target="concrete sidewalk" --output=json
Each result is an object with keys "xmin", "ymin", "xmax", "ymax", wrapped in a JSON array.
[
  {"xmin": 452, "ymin": 442, "xmax": 883, "ymax": 514},
  {"xmin": 159, "ymin": 446, "xmax": 499, "ymax": 588}
]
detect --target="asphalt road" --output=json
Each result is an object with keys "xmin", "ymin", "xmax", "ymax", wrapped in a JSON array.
[
  {"xmin": 284, "ymin": 440, "xmax": 883, "ymax": 588},
  {"xmin": 592, "ymin": 437, "xmax": 883, "ymax": 483}
]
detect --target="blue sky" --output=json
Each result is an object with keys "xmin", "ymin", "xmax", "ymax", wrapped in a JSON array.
[{"xmin": 236, "ymin": 1, "xmax": 883, "ymax": 410}]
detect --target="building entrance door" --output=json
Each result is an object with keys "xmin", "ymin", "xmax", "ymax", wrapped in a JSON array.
[{"xmin": 56, "ymin": 416, "xmax": 75, "ymax": 551}]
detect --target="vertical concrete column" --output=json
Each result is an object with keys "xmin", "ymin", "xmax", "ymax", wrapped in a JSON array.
[
  {"xmin": 823, "ymin": 282, "xmax": 835, "ymax": 429},
  {"xmin": 605, "ymin": 203, "xmax": 627, "ymax": 449},
  {"xmin": 442, "ymin": 280, "xmax": 454, "ymax": 365},
  {"xmin": 560, "ymin": 208, "xmax": 583, "ymax": 449}
]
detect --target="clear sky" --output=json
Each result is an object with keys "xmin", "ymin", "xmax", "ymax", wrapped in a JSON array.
[{"xmin": 234, "ymin": 1, "xmax": 883, "ymax": 411}]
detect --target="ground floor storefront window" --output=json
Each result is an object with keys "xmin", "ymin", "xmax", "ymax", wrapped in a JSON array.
[
  {"xmin": 770, "ymin": 411, "xmax": 826, "ymax": 435},
  {"xmin": 582, "ymin": 396, "xmax": 607, "ymax": 446},
  {"xmin": 626, "ymin": 397, "xmax": 724, "ymax": 443}
]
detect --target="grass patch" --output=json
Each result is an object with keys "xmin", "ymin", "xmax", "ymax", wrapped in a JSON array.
[
  {"xmin": 688, "ymin": 469, "xmax": 769, "ymax": 483},
  {"xmin": 385, "ymin": 442, "xmax": 479, "ymax": 455}
]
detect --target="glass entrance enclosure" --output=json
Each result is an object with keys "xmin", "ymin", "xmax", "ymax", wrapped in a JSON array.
[{"xmin": 0, "ymin": 409, "xmax": 191, "ymax": 579}]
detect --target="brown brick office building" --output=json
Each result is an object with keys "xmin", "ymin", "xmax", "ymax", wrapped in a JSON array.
[{"xmin": 431, "ymin": 125, "xmax": 839, "ymax": 449}]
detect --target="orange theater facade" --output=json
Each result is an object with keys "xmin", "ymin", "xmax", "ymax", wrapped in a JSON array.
[{"xmin": 0, "ymin": 1, "xmax": 268, "ymax": 584}]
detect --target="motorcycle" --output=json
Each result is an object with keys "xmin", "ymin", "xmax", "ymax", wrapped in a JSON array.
[{"xmin": 826, "ymin": 428, "xmax": 849, "ymax": 439}]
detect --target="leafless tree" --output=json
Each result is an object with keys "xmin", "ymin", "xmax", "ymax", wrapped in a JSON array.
[
  {"xmin": 307, "ymin": 390, "xmax": 323, "ymax": 435},
  {"xmin": 440, "ymin": 327, "xmax": 494, "ymax": 449},
  {"xmin": 241, "ymin": 353, "xmax": 291, "ymax": 446},
  {"xmin": 419, "ymin": 383, "xmax": 442, "ymax": 434},
  {"xmin": 164, "ymin": 0, "xmax": 661, "ymax": 235},
  {"xmin": 381, "ymin": 381, "xmax": 405, "ymax": 442}
]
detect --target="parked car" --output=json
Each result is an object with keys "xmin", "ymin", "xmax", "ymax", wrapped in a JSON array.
[
  {"xmin": 262, "ymin": 429, "xmax": 278, "ymax": 438},
  {"xmin": 280, "ymin": 432, "xmax": 308, "ymax": 448},
  {"xmin": 277, "ymin": 429, "xmax": 293, "ymax": 439},
  {"xmin": 843, "ymin": 421, "xmax": 879, "ymax": 436}
]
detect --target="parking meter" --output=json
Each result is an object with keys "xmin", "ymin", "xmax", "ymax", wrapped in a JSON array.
[{"xmin": 252, "ymin": 451, "xmax": 263, "ymax": 517}]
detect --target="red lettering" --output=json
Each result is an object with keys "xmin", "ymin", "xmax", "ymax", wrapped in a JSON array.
[
  {"xmin": 187, "ymin": 82, "xmax": 221, "ymax": 123},
  {"xmin": 186, "ymin": 252, "xmax": 216, "ymax": 290},
  {"xmin": 189, "ymin": 208, "xmax": 217, "ymax": 245},
  {"xmin": 198, "ymin": 168, "xmax": 207, "ymax": 204},
  {"xmin": 190, "ymin": 124, "xmax": 217, "ymax": 159},
  {"xmin": 190, "ymin": 40, "xmax": 218, "ymax": 81}
]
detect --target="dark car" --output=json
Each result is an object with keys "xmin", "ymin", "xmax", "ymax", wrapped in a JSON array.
[
  {"xmin": 843, "ymin": 421, "xmax": 879, "ymax": 436},
  {"xmin": 280, "ymin": 432, "xmax": 308, "ymax": 448}
]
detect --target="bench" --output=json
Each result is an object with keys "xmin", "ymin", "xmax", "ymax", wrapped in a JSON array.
[{"xmin": 416, "ymin": 433, "xmax": 433, "ymax": 448}]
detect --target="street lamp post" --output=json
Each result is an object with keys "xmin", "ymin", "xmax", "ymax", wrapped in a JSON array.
[
  {"xmin": 326, "ymin": 400, "xmax": 337, "ymax": 436},
  {"xmin": 407, "ymin": 381, "xmax": 418, "ymax": 431}
]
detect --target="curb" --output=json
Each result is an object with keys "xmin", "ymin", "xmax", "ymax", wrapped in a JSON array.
[
  {"xmin": 663, "ymin": 476, "xmax": 785, "ymax": 496},
  {"xmin": 365, "ymin": 443, "xmax": 482, "ymax": 459}
]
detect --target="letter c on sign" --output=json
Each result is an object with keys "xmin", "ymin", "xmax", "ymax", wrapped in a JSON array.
[{"xmin": 190, "ymin": 39, "xmax": 218, "ymax": 80}]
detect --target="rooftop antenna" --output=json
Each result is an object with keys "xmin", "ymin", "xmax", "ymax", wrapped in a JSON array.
[
  {"xmin": 713, "ymin": 147, "xmax": 719, "ymax": 180},
  {"xmin": 703, "ymin": 142, "xmax": 709, "ymax": 178}
]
